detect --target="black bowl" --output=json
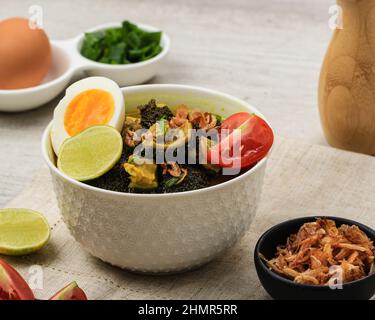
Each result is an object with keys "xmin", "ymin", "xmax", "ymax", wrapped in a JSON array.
[{"xmin": 254, "ymin": 216, "xmax": 375, "ymax": 300}]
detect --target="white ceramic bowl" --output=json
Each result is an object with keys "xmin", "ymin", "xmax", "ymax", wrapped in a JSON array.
[
  {"xmin": 0, "ymin": 22, "xmax": 170, "ymax": 112},
  {"xmin": 75, "ymin": 22, "xmax": 170, "ymax": 87},
  {"xmin": 0, "ymin": 43, "xmax": 73, "ymax": 112},
  {"xmin": 42, "ymin": 84, "xmax": 271, "ymax": 273}
]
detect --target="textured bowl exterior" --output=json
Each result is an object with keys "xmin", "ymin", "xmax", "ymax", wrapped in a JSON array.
[
  {"xmin": 43, "ymin": 84, "xmax": 271, "ymax": 273},
  {"xmin": 49, "ymin": 161, "xmax": 266, "ymax": 273}
]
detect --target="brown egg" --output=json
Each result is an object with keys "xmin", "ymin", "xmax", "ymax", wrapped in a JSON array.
[{"xmin": 0, "ymin": 17, "xmax": 51, "ymax": 90}]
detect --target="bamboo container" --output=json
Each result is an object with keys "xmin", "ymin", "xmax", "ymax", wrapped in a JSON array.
[{"xmin": 319, "ymin": 0, "xmax": 375, "ymax": 155}]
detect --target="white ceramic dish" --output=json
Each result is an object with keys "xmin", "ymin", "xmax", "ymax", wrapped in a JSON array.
[
  {"xmin": 0, "ymin": 22, "xmax": 170, "ymax": 112},
  {"xmin": 42, "ymin": 84, "xmax": 272, "ymax": 273}
]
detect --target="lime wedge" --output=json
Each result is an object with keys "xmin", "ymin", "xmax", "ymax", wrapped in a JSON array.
[
  {"xmin": 0, "ymin": 208, "xmax": 51, "ymax": 256},
  {"xmin": 57, "ymin": 125, "xmax": 123, "ymax": 181}
]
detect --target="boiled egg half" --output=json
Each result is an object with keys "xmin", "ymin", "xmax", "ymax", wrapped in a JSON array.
[{"xmin": 51, "ymin": 77, "xmax": 125, "ymax": 155}]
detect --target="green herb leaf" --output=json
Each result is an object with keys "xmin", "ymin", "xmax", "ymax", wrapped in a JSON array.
[
  {"xmin": 126, "ymin": 32, "xmax": 141, "ymax": 50},
  {"xmin": 140, "ymin": 32, "xmax": 162, "ymax": 47},
  {"xmin": 105, "ymin": 28, "xmax": 123, "ymax": 45},
  {"xmin": 215, "ymin": 114, "xmax": 223, "ymax": 125},
  {"xmin": 122, "ymin": 20, "xmax": 139, "ymax": 34},
  {"xmin": 164, "ymin": 177, "xmax": 180, "ymax": 188},
  {"xmin": 80, "ymin": 32, "xmax": 105, "ymax": 61},
  {"xmin": 80, "ymin": 20, "xmax": 162, "ymax": 64},
  {"xmin": 108, "ymin": 42, "xmax": 126, "ymax": 64}
]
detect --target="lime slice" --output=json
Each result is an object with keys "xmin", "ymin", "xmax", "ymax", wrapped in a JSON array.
[
  {"xmin": 0, "ymin": 208, "xmax": 51, "ymax": 256},
  {"xmin": 57, "ymin": 125, "xmax": 123, "ymax": 181}
]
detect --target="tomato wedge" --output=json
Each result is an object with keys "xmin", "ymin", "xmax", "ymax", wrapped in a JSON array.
[
  {"xmin": 49, "ymin": 281, "xmax": 87, "ymax": 300},
  {"xmin": 0, "ymin": 259, "xmax": 35, "ymax": 300},
  {"xmin": 207, "ymin": 112, "xmax": 273, "ymax": 169}
]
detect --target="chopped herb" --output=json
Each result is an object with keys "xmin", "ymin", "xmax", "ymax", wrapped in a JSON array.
[
  {"xmin": 215, "ymin": 114, "xmax": 223, "ymax": 126},
  {"xmin": 80, "ymin": 20, "xmax": 163, "ymax": 64},
  {"xmin": 164, "ymin": 177, "xmax": 180, "ymax": 188},
  {"xmin": 127, "ymin": 156, "xmax": 136, "ymax": 164}
]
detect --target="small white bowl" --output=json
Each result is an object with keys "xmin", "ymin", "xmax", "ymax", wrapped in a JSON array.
[
  {"xmin": 0, "ymin": 22, "xmax": 170, "ymax": 112},
  {"xmin": 0, "ymin": 43, "xmax": 73, "ymax": 112},
  {"xmin": 42, "ymin": 84, "xmax": 272, "ymax": 273}
]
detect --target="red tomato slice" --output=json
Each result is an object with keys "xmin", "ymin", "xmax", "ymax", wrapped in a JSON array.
[
  {"xmin": 49, "ymin": 281, "xmax": 87, "ymax": 300},
  {"xmin": 207, "ymin": 112, "xmax": 273, "ymax": 169},
  {"xmin": 0, "ymin": 259, "xmax": 35, "ymax": 300}
]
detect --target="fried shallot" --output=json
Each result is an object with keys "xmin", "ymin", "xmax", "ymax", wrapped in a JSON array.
[
  {"xmin": 261, "ymin": 218, "xmax": 375, "ymax": 285},
  {"xmin": 169, "ymin": 105, "xmax": 189, "ymax": 128},
  {"xmin": 189, "ymin": 109, "xmax": 217, "ymax": 130}
]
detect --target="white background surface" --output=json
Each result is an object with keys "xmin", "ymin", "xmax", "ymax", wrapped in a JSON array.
[{"xmin": 0, "ymin": 0, "xmax": 333, "ymax": 206}]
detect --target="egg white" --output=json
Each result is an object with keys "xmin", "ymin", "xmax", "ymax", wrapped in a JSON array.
[{"xmin": 51, "ymin": 77, "xmax": 125, "ymax": 155}]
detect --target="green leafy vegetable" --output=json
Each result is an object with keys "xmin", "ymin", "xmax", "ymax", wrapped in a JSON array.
[
  {"xmin": 215, "ymin": 114, "xmax": 223, "ymax": 126},
  {"xmin": 164, "ymin": 177, "xmax": 180, "ymax": 188},
  {"xmin": 80, "ymin": 20, "xmax": 163, "ymax": 64}
]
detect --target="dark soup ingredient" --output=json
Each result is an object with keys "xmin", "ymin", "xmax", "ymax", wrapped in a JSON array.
[
  {"xmin": 261, "ymin": 218, "xmax": 375, "ymax": 285},
  {"xmin": 80, "ymin": 20, "xmax": 162, "ymax": 64},
  {"xmin": 138, "ymin": 99, "xmax": 173, "ymax": 128},
  {"xmin": 86, "ymin": 99, "xmax": 273, "ymax": 194}
]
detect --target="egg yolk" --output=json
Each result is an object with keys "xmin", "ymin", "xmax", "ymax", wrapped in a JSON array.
[{"xmin": 64, "ymin": 89, "xmax": 115, "ymax": 136}]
